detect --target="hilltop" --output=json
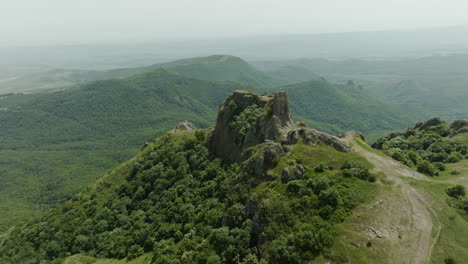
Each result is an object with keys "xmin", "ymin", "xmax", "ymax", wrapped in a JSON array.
[{"xmin": 2, "ymin": 91, "xmax": 466, "ymax": 263}]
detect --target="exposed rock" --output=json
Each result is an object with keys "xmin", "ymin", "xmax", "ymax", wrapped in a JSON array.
[
  {"xmin": 296, "ymin": 121, "xmax": 307, "ymax": 127},
  {"xmin": 367, "ymin": 227, "xmax": 384, "ymax": 239},
  {"xmin": 294, "ymin": 165, "xmax": 305, "ymax": 179},
  {"xmin": 281, "ymin": 168, "xmax": 290, "ymax": 183},
  {"xmin": 349, "ymin": 240, "xmax": 363, "ymax": 248},
  {"xmin": 209, "ymin": 90, "xmax": 292, "ymax": 162},
  {"xmin": 242, "ymin": 141, "xmax": 285, "ymax": 176},
  {"xmin": 141, "ymin": 141, "xmax": 151, "ymax": 150},
  {"xmin": 286, "ymin": 128, "xmax": 352, "ymax": 153},
  {"xmin": 175, "ymin": 120, "xmax": 196, "ymax": 131},
  {"xmin": 451, "ymin": 119, "xmax": 468, "ymax": 135}
]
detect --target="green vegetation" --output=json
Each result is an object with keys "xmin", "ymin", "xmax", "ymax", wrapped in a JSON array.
[
  {"xmin": 372, "ymin": 119, "xmax": 468, "ymax": 176},
  {"xmin": 0, "ymin": 57, "xmax": 429, "ymax": 232},
  {"xmin": 254, "ymin": 54, "xmax": 468, "ymax": 121},
  {"xmin": 279, "ymin": 78, "xmax": 429, "ymax": 140},
  {"xmin": 0, "ymin": 127, "xmax": 377, "ymax": 263},
  {"xmin": 229, "ymin": 104, "xmax": 262, "ymax": 143},
  {"xmin": 0, "ymin": 69, "xmax": 249, "ymax": 231},
  {"xmin": 408, "ymin": 179, "xmax": 468, "ymax": 264},
  {"xmin": 446, "ymin": 185, "xmax": 468, "ymax": 215}
]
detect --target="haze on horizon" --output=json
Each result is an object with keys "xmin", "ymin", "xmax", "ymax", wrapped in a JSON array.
[{"xmin": 2, "ymin": 0, "xmax": 468, "ymax": 47}]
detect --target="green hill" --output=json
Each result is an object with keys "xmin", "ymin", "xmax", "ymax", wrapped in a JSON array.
[
  {"xmin": 253, "ymin": 55, "xmax": 468, "ymax": 120},
  {"xmin": 2, "ymin": 91, "xmax": 466, "ymax": 264},
  {"xmin": 0, "ymin": 69, "xmax": 249, "ymax": 231},
  {"xmin": 1, "ymin": 55, "xmax": 282, "ymax": 94},
  {"xmin": 0, "ymin": 91, "xmax": 380, "ymax": 263},
  {"xmin": 0, "ymin": 60, "xmax": 429, "ymax": 232},
  {"xmin": 280, "ymin": 78, "xmax": 429, "ymax": 139},
  {"xmin": 72, "ymin": 55, "xmax": 283, "ymax": 89}
]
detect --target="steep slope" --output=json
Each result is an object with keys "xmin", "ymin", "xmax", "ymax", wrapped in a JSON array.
[
  {"xmin": 0, "ymin": 69, "xmax": 249, "ymax": 231},
  {"xmin": 0, "ymin": 91, "xmax": 379, "ymax": 264}
]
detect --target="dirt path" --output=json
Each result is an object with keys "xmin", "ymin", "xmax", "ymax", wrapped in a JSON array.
[{"xmin": 344, "ymin": 137, "xmax": 441, "ymax": 264}]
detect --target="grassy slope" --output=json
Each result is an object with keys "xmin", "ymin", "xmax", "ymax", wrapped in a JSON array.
[{"xmin": 317, "ymin": 138, "xmax": 468, "ymax": 264}]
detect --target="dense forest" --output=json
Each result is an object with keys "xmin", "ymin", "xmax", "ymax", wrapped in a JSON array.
[
  {"xmin": 0, "ymin": 58, "xmax": 428, "ymax": 232},
  {"xmin": 0, "ymin": 92, "xmax": 378, "ymax": 263}
]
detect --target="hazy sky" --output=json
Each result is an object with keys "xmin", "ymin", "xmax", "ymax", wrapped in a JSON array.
[{"xmin": 2, "ymin": 0, "xmax": 468, "ymax": 47}]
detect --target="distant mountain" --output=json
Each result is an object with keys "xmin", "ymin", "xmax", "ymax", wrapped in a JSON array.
[
  {"xmin": 0, "ymin": 55, "xmax": 282, "ymax": 94},
  {"xmin": 252, "ymin": 54, "xmax": 468, "ymax": 120}
]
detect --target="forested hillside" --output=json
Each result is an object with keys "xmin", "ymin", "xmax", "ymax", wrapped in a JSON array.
[
  {"xmin": 0, "ymin": 57, "xmax": 428, "ymax": 233},
  {"xmin": 0, "ymin": 69, "xmax": 248, "ymax": 231},
  {"xmin": 279, "ymin": 78, "xmax": 429, "ymax": 139},
  {"xmin": 253, "ymin": 55, "xmax": 468, "ymax": 120},
  {"xmin": 0, "ymin": 91, "xmax": 378, "ymax": 263}
]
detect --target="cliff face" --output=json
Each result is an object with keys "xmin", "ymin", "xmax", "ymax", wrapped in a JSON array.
[
  {"xmin": 209, "ymin": 90, "xmax": 351, "ymax": 165},
  {"xmin": 209, "ymin": 90, "xmax": 293, "ymax": 162}
]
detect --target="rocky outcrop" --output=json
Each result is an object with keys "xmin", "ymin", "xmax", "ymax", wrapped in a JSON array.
[
  {"xmin": 175, "ymin": 121, "xmax": 196, "ymax": 131},
  {"xmin": 242, "ymin": 141, "xmax": 285, "ymax": 176},
  {"xmin": 209, "ymin": 90, "xmax": 352, "ymax": 179},
  {"xmin": 285, "ymin": 127, "xmax": 352, "ymax": 153},
  {"xmin": 209, "ymin": 90, "xmax": 292, "ymax": 162}
]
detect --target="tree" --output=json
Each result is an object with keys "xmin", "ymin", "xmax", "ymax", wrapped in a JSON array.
[{"xmin": 446, "ymin": 185, "xmax": 466, "ymax": 198}]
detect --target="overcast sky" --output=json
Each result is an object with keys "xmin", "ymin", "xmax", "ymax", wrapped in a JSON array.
[{"xmin": 2, "ymin": 0, "xmax": 468, "ymax": 47}]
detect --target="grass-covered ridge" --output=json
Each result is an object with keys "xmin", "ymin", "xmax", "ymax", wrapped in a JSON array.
[
  {"xmin": 372, "ymin": 118, "xmax": 468, "ymax": 176},
  {"xmin": 0, "ymin": 124, "xmax": 377, "ymax": 263}
]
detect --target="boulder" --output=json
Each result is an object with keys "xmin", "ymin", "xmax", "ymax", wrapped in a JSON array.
[{"xmin": 175, "ymin": 120, "xmax": 196, "ymax": 131}]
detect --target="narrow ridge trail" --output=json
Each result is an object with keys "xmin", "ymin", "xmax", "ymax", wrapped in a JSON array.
[{"xmin": 344, "ymin": 137, "xmax": 441, "ymax": 264}]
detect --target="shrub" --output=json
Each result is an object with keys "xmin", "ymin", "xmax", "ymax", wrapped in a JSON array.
[
  {"xmin": 341, "ymin": 168, "xmax": 371, "ymax": 181},
  {"xmin": 314, "ymin": 163, "xmax": 327, "ymax": 173},
  {"xmin": 446, "ymin": 185, "xmax": 466, "ymax": 198},
  {"xmin": 446, "ymin": 152, "xmax": 463, "ymax": 163},
  {"xmin": 444, "ymin": 257, "xmax": 456, "ymax": 264},
  {"xmin": 417, "ymin": 161, "xmax": 439, "ymax": 176},
  {"xmin": 340, "ymin": 160, "xmax": 366, "ymax": 170},
  {"xmin": 127, "ymin": 245, "xmax": 144, "ymax": 260}
]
